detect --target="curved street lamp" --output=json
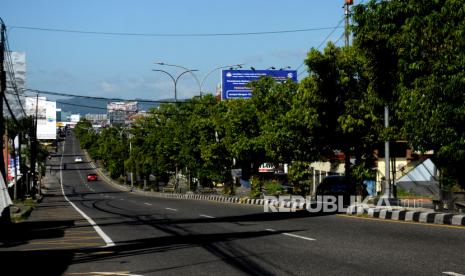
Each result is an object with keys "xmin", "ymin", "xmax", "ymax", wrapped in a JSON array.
[
  {"xmin": 199, "ymin": 64, "xmax": 243, "ymax": 96},
  {"xmin": 154, "ymin": 62, "xmax": 201, "ymax": 96},
  {"xmin": 152, "ymin": 68, "xmax": 199, "ymax": 102}
]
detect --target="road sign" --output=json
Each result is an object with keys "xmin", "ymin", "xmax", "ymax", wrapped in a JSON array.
[{"xmin": 221, "ymin": 69, "xmax": 297, "ymax": 100}]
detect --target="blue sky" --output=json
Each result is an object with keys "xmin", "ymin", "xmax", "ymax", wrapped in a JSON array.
[{"xmin": 2, "ymin": 0, "xmax": 350, "ymax": 102}]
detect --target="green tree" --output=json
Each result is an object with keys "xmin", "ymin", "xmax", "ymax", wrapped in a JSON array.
[
  {"xmin": 353, "ymin": 0, "xmax": 465, "ymax": 189},
  {"xmin": 222, "ymin": 98, "xmax": 264, "ymax": 180},
  {"xmin": 96, "ymin": 127, "xmax": 127, "ymax": 179},
  {"xmin": 298, "ymin": 43, "xmax": 380, "ymax": 183}
]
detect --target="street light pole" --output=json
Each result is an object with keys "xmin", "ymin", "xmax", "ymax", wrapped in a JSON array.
[
  {"xmin": 152, "ymin": 69, "xmax": 198, "ymax": 102},
  {"xmin": 199, "ymin": 64, "xmax": 243, "ymax": 96},
  {"xmin": 154, "ymin": 62, "xmax": 201, "ymax": 96},
  {"xmin": 119, "ymin": 127, "xmax": 134, "ymax": 191}
]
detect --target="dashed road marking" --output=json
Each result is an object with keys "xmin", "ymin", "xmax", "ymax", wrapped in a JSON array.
[
  {"xmin": 265, "ymin": 228, "xmax": 315, "ymax": 241},
  {"xmin": 199, "ymin": 214, "xmax": 215, "ymax": 218},
  {"xmin": 144, "ymin": 202, "xmax": 152, "ymax": 206},
  {"xmin": 443, "ymin": 272, "xmax": 465, "ymax": 276},
  {"xmin": 165, "ymin": 208, "xmax": 178, "ymax": 212},
  {"xmin": 66, "ymin": 272, "xmax": 143, "ymax": 276}
]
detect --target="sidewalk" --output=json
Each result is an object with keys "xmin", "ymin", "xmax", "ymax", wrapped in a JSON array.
[{"xmin": 0, "ymin": 165, "xmax": 105, "ymax": 251}]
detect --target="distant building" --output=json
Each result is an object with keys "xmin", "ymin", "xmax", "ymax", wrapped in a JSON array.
[
  {"xmin": 61, "ymin": 111, "xmax": 72, "ymax": 122},
  {"xmin": 70, "ymin": 114, "xmax": 80, "ymax": 123},
  {"xmin": 56, "ymin": 108, "xmax": 62, "ymax": 122},
  {"xmin": 85, "ymin": 113, "xmax": 107, "ymax": 124},
  {"xmin": 24, "ymin": 96, "xmax": 57, "ymax": 140},
  {"xmin": 5, "ymin": 51, "xmax": 26, "ymax": 118},
  {"xmin": 107, "ymin": 101, "xmax": 138, "ymax": 126}
]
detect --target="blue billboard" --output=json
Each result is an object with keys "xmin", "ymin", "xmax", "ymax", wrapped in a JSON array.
[{"xmin": 221, "ymin": 69, "xmax": 298, "ymax": 100}]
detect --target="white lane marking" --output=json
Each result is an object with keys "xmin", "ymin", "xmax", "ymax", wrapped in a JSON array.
[
  {"xmin": 282, "ymin": 232, "xmax": 316, "ymax": 241},
  {"xmin": 165, "ymin": 208, "xmax": 178, "ymax": 212},
  {"xmin": 199, "ymin": 214, "xmax": 215, "ymax": 218},
  {"xmin": 443, "ymin": 272, "xmax": 465, "ymax": 276},
  {"xmin": 69, "ymin": 272, "xmax": 143, "ymax": 276},
  {"xmin": 144, "ymin": 203, "xmax": 152, "ymax": 206},
  {"xmin": 265, "ymin": 228, "xmax": 315, "ymax": 241},
  {"xmin": 120, "ymin": 198, "xmax": 124, "ymax": 201},
  {"xmin": 60, "ymin": 140, "xmax": 115, "ymax": 247}
]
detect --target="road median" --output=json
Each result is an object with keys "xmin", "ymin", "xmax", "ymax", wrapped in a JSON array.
[{"xmin": 346, "ymin": 204, "xmax": 465, "ymax": 227}]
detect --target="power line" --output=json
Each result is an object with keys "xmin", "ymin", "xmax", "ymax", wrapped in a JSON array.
[
  {"xmin": 55, "ymin": 100, "xmax": 204, "ymax": 117},
  {"xmin": 8, "ymin": 25, "xmax": 344, "ymax": 38},
  {"xmin": 4, "ymin": 44, "xmax": 27, "ymax": 117},
  {"xmin": 3, "ymin": 93, "xmax": 20, "ymax": 126},
  {"xmin": 7, "ymin": 91, "xmax": 144, "ymax": 112},
  {"xmin": 296, "ymin": 17, "xmax": 345, "ymax": 77},
  {"xmin": 15, "ymin": 87, "xmax": 179, "ymax": 104},
  {"xmin": 334, "ymin": 32, "xmax": 346, "ymax": 46},
  {"xmin": 11, "ymin": 88, "xmax": 220, "ymax": 111},
  {"xmin": 55, "ymin": 101, "xmax": 211, "ymax": 117},
  {"xmin": 2, "ymin": 24, "xmax": 27, "ymax": 117}
]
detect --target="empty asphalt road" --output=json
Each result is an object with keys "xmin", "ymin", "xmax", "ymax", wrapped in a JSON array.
[{"xmin": 1, "ymin": 133, "xmax": 464, "ymax": 276}]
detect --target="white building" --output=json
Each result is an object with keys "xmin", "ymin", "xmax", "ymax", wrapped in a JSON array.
[{"xmin": 4, "ymin": 51, "xmax": 26, "ymax": 119}]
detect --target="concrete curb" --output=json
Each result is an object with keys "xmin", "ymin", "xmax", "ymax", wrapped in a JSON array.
[
  {"xmin": 346, "ymin": 205, "xmax": 465, "ymax": 227},
  {"xmin": 140, "ymin": 192, "xmax": 306, "ymax": 209}
]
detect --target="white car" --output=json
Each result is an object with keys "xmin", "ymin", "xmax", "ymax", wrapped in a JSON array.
[{"xmin": 74, "ymin": 157, "xmax": 83, "ymax": 163}]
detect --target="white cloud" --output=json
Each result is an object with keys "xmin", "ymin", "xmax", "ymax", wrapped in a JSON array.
[
  {"xmin": 100, "ymin": 81, "xmax": 118, "ymax": 92},
  {"xmin": 94, "ymin": 75, "xmax": 202, "ymax": 100}
]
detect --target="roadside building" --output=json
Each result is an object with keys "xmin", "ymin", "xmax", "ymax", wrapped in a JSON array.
[{"xmin": 107, "ymin": 101, "xmax": 138, "ymax": 126}]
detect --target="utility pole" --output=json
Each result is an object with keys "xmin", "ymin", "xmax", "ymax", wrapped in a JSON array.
[
  {"xmin": 130, "ymin": 139, "xmax": 134, "ymax": 190},
  {"xmin": 343, "ymin": 0, "xmax": 353, "ymax": 178},
  {"xmin": 12, "ymin": 135, "xmax": 17, "ymax": 201},
  {"xmin": 344, "ymin": 0, "xmax": 353, "ymax": 47},
  {"xmin": 0, "ymin": 22, "xmax": 7, "ymax": 185},
  {"xmin": 383, "ymin": 105, "xmax": 393, "ymax": 198},
  {"xmin": 30, "ymin": 94, "xmax": 38, "ymax": 196},
  {"xmin": 0, "ymin": 20, "xmax": 12, "ymax": 223}
]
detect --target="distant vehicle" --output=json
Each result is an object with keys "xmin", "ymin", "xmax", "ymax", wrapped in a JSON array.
[
  {"xmin": 74, "ymin": 157, "xmax": 83, "ymax": 163},
  {"xmin": 87, "ymin": 173, "xmax": 98, "ymax": 182},
  {"xmin": 316, "ymin": 175, "xmax": 366, "ymax": 207}
]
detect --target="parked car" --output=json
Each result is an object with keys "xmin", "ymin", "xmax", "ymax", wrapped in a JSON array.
[
  {"xmin": 87, "ymin": 173, "xmax": 98, "ymax": 182},
  {"xmin": 316, "ymin": 175, "xmax": 366, "ymax": 207},
  {"xmin": 74, "ymin": 156, "xmax": 83, "ymax": 163}
]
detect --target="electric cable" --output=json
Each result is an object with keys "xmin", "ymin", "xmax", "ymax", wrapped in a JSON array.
[
  {"xmin": 296, "ymin": 17, "xmax": 345, "ymax": 77},
  {"xmin": 8, "ymin": 25, "xmax": 344, "ymax": 38}
]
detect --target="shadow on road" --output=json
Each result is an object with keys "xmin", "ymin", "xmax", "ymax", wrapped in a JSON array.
[
  {"xmin": 0, "ymin": 203, "xmax": 319, "ymax": 275},
  {"xmin": 0, "ymin": 220, "xmax": 73, "ymax": 248},
  {"xmin": 0, "ymin": 228, "xmax": 299, "ymax": 276}
]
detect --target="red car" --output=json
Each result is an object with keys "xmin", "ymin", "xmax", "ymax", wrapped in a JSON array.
[{"xmin": 87, "ymin": 173, "xmax": 98, "ymax": 182}]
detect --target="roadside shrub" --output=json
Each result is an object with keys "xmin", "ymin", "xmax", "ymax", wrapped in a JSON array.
[
  {"xmin": 264, "ymin": 180, "xmax": 283, "ymax": 196},
  {"xmin": 250, "ymin": 176, "xmax": 262, "ymax": 198}
]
